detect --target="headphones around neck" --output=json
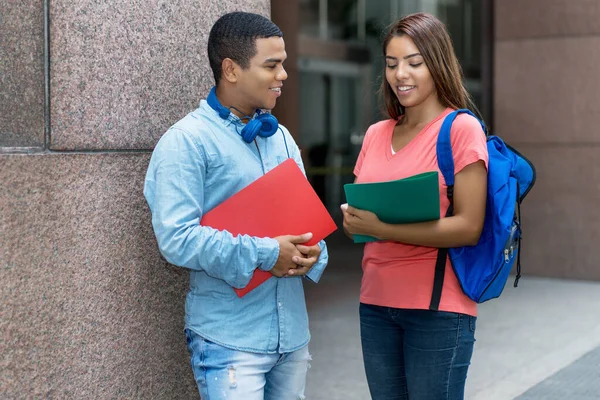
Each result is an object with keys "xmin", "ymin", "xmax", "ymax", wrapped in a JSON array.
[{"xmin": 207, "ymin": 87, "xmax": 279, "ymax": 143}]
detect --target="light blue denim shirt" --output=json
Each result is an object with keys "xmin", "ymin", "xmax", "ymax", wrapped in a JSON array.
[{"xmin": 144, "ymin": 100, "xmax": 329, "ymax": 354}]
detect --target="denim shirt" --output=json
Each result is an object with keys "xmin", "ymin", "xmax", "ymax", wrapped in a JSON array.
[{"xmin": 144, "ymin": 100, "xmax": 329, "ymax": 354}]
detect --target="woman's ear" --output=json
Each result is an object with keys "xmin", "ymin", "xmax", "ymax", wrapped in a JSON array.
[{"xmin": 221, "ymin": 58, "xmax": 238, "ymax": 84}]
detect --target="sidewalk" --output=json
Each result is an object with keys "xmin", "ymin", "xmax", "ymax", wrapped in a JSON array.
[{"xmin": 304, "ymin": 240, "xmax": 600, "ymax": 400}]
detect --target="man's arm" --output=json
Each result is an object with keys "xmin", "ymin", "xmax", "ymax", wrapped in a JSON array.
[{"xmin": 144, "ymin": 128, "xmax": 280, "ymax": 289}]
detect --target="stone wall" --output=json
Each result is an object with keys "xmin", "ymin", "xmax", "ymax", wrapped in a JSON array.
[
  {"xmin": 0, "ymin": 1, "xmax": 270, "ymax": 398},
  {"xmin": 494, "ymin": 0, "xmax": 600, "ymax": 280}
]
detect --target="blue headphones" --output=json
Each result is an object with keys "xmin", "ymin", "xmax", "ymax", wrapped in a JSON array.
[{"xmin": 206, "ymin": 86, "xmax": 279, "ymax": 143}]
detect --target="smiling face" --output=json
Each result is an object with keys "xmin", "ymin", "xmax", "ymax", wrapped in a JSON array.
[
  {"xmin": 230, "ymin": 36, "xmax": 288, "ymax": 115},
  {"xmin": 384, "ymin": 35, "xmax": 440, "ymax": 112}
]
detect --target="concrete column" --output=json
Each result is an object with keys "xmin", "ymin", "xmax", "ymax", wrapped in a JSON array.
[
  {"xmin": 494, "ymin": 0, "xmax": 600, "ymax": 280},
  {"xmin": 270, "ymin": 0, "xmax": 301, "ymax": 140}
]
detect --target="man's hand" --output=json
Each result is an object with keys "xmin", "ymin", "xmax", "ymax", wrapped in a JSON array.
[
  {"xmin": 271, "ymin": 233, "xmax": 313, "ymax": 277},
  {"xmin": 287, "ymin": 242, "xmax": 322, "ymax": 277}
]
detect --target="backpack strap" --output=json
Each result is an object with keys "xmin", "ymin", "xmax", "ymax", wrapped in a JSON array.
[
  {"xmin": 435, "ymin": 109, "xmax": 484, "ymax": 186},
  {"xmin": 430, "ymin": 109, "xmax": 484, "ymax": 311}
]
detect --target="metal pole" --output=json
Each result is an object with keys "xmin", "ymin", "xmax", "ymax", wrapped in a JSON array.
[{"xmin": 319, "ymin": 0, "xmax": 328, "ymax": 39}]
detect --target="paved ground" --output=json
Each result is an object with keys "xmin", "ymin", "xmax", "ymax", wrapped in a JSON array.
[
  {"xmin": 516, "ymin": 345, "xmax": 600, "ymax": 400},
  {"xmin": 304, "ymin": 238, "xmax": 600, "ymax": 400}
]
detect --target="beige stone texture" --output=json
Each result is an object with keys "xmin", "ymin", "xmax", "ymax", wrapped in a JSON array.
[
  {"xmin": 496, "ymin": 0, "xmax": 600, "ymax": 40},
  {"xmin": 494, "ymin": 37, "xmax": 600, "ymax": 145},
  {"xmin": 0, "ymin": 153, "xmax": 196, "ymax": 398},
  {"xmin": 0, "ymin": 0, "xmax": 45, "ymax": 147},
  {"xmin": 49, "ymin": 0, "xmax": 270, "ymax": 150}
]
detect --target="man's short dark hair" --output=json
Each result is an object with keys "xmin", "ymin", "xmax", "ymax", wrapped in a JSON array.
[{"xmin": 208, "ymin": 12, "xmax": 283, "ymax": 85}]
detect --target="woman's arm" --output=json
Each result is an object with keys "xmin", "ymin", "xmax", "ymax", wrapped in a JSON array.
[{"xmin": 342, "ymin": 160, "xmax": 487, "ymax": 248}]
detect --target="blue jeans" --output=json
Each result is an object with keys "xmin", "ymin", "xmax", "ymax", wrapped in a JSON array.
[
  {"xmin": 359, "ymin": 303, "xmax": 476, "ymax": 400},
  {"xmin": 185, "ymin": 329, "xmax": 310, "ymax": 400}
]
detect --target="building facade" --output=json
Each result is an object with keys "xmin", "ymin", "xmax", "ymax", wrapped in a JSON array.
[
  {"xmin": 272, "ymin": 0, "xmax": 600, "ymax": 281},
  {"xmin": 2, "ymin": 0, "xmax": 600, "ymax": 398}
]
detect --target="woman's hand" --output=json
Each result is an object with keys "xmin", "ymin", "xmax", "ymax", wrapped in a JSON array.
[{"xmin": 341, "ymin": 203, "xmax": 383, "ymax": 238}]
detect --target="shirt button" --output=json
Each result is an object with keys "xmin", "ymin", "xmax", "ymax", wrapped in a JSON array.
[{"xmin": 278, "ymin": 302, "xmax": 282, "ymax": 308}]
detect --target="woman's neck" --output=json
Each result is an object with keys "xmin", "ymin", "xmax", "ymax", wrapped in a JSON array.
[{"xmin": 401, "ymin": 97, "xmax": 446, "ymax": 128}]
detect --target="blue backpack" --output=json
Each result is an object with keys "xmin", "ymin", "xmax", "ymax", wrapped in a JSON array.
[{"xmin": 430, "ymin": 109, "xmax": 536, "ymax": 309}]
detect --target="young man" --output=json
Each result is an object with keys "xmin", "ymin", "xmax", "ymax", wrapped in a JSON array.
[{"xmin": 143, "ymin": 11, "xmax": 329, "ymax": 400}]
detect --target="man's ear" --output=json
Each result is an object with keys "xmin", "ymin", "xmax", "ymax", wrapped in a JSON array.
[{"xmin": 221, "ymin": 58, "xmax": 239, "ymax": 84}]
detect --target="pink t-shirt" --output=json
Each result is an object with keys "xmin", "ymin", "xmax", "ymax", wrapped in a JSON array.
[{"xmin": 354, "ymin": 108, "xmax": 488, "ymax": 316}]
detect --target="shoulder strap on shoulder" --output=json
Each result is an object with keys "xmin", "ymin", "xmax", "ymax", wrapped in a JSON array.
[{"xmin": 436, "ymin": 108, "xmax": 483, "ymax": 187}]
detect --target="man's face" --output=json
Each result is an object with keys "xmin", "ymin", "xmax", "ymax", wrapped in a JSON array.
[{"xmin": 235, "ymin": 36, "xmax": 288, "ymax": 114}]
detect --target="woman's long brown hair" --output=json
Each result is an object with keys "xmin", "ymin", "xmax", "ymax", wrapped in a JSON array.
[{"xmin": 379, "ymin": 12, "xmax": 481, "ymax": 121}]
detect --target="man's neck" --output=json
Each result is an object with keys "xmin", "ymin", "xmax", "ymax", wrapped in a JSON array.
[{"xmin": 215, "ymin": 85, "xmax": 254, "ymax": 119}]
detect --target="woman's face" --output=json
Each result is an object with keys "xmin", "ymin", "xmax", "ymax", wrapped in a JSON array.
[{"xmin": 385, "ymin": 35, "xmax": 439, "ymax": 111}]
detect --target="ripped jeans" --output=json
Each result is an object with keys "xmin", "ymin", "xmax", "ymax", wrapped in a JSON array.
[{"xmin": 185, "ymin": 329, "xmax": 309, "ymax": 400}]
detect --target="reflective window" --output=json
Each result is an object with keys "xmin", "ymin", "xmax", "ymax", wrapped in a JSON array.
[
  {"xmin": 300, "ymin": 0, "xmax": 361, "ymax": 41},
  {"xmin": 298, "ymin": 0, "xmax": 490, "ymax": 210}
]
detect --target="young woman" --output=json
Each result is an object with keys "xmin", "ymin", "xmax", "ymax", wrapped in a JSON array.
[{"xmin": 341, "ymin": 13, "xmax": 488, "ymax": 400}]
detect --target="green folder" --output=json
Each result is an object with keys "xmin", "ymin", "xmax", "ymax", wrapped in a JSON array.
[{"xmin": 343, "ymin": 171, "xmax": 440, "ymax": 243}]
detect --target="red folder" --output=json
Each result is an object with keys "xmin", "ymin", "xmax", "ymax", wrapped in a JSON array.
[{"xmin": 200, "ymin": 158, "xmax": 337, "ymax": 297}]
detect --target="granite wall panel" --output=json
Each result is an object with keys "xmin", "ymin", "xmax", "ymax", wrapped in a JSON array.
[
  {"xmin": 494, "ymin": 37, "xmax": 600, "ymax": 145},
  {"xmin": 517, "ymin": 147, "xmax": 600, "ymax": 281},
  {"xmin": 494, "ymin": 0, "xmax": 600, "ymax": 282},
  {"xmin": 0, "ymin": 154, "xmax": 197, "ymax": 398},
  {"xmin": 496, "ymin": 0, "xmax": 600, "ymax": 40},
  {"xmin": 49, "ymin": 0, "xmax": 270, "ymax": 150},
  {"xmin": 0, "ymin": 0, "xmax": 45, "ymax": 147}
]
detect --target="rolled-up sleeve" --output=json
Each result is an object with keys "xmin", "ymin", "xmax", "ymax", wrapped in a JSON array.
[{"xmin": 304, "ymin": 240, "xmax": 329, "ymax": 283}]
